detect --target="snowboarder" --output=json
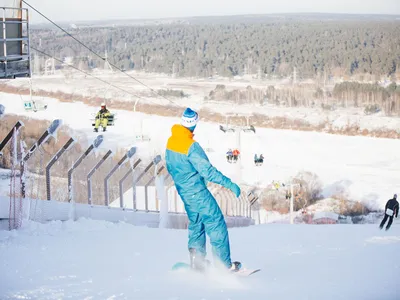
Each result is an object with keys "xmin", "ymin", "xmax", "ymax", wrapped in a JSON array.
[
  {"xmin": 379, "ymin": 194, "xmax": 399, "ymax": 231},
  {"xmin": 94, "ymin": 103, "xmax": 111, "ymax": 132},
  {"xmin": 165, "ymin": 107, "xmax": 242, "ymax": 272},
  {"xmin": 232, "ymin": 149, "xmax": 240, "ymax": 162},
  {"xmin": 254, "ymin": 154, "xmax": 258, "ymax": 164},
  {"xmin": 226, "ymin": 149, "xmax": 233, "ymax": 163}
]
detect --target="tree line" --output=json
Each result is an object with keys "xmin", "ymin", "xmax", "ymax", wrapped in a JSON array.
[
  {"xmin": 207, "ymin": 82, "xmax": 400, "ymax": 115},
  {"xmin": 30, "ymin": 15, "xmax": 400, "ymax": 79}
]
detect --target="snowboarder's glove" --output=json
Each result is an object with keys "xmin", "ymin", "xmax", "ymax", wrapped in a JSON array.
[{"xmin": 228, "ymin": 182, "xmax": 241, "ymax": 198}]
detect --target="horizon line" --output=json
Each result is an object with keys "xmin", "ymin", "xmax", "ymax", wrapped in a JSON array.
[{"xmin": 30, "ymin": 11, "xmax": 400, "ymax": 25}]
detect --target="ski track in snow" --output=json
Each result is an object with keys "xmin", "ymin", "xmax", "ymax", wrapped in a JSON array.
[
  {"xmin": 0, "ymin": 219, "xmax": 399, "ymax": 300},
  {"xmin": 1, "ymin": 92, "xmax": 399, "ymax": 210}
]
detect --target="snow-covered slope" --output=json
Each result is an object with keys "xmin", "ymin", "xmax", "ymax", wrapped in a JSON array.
[
  {"xmin": 4, "ymin": 72, "xmax": 400, "ymax": 132},
  {"xmin": 1, "ymin": 92, "xmax": 399, "ymax": 210},
  {"xmin": 0, "ymin": 218, "xmax": 399, "ymax": 300}
]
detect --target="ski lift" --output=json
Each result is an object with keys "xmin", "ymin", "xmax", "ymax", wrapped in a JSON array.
[
  {"xmin": 204, "ymin": 139, "xmax": 214, "ymax": 152},
  {"xmin": 219, "ymin": 115, "xmax": 236, "ymax": 133},
  {"xmin": 133, "ymin": 118, "xmax": 151, "ymax": 142},
  {"xmin": 90, "ymin": 112, "xmax": 117, "ymax": 127},
  {"xmin": 242, "ymin": 115, "xmax": 256, "ymax": 133},
  {"xmin": 219, "ymin": 114, "xmax": 256, "ymax": 133},
  {"xmin": 23, "ymin": 99, "xmax": 47, "ymax": 112},
  {"xmin": 135, "ymin": 134, "xmax": 151, "ymax": 142}
]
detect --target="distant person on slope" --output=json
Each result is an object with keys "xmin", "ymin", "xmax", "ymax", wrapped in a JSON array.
[
  {"xmin": 379, "ymin": 194, "xmax": 399, "ymax": 231},
  {"xmin": 94, "ymin": 103, "xmax": 111, "ymax": 132},
  {"xmin": 165, "ymin": 107, "xmax": 242, "ymax": 272},
  {"xmin": 254, "ymin": 154, "xmax": 264, "ymax": 166},
  {"xmin": 254, "ymin": 154, "xmax": 258, "ymax": 164},
  {"xmin": 226, "ymin": 149, "xmax": 233, "ymax": 163},
  {"xmin": 232, "ymin": 149, "xmax": 240, "ymax": 162}
]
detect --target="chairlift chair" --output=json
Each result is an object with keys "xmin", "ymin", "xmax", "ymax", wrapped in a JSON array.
[
  {"xmin": 133, "ymin": 118, "xmax": 151, "ymax": 141},
  {"xmin": 243, "ymin": 124, "xmax": 256, "ymax": 133},
  {"xmin": 219, "ymin": 115, "xmax": 236, "ymax": 133},
  {"xmin": 241, "ymin": 115, "xmax": 256, "ymax": 133},
  {"xmin": 219, "ymin": 114, "xmax": 256, "ymax": 133},
  {"xmin": 219, "ymin": 124, "xmax": 235, "ymax": 133},
  {"xmin": 23, "ymin": 100, "xmax": 47, "ymax": 112},
  {"xmin": 90, "ymin": 112, "xmax": 117, "ymax": 127},
  {"xmin": 135, "ymin": 134, "xmax": 151, "ymax": 142}
]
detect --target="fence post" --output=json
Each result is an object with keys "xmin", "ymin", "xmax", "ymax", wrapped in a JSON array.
[
  {"xmin": 163, "ymin": 173, "xmax": 172, "ymax": 212},
  {"xmin": 290, "ymin": 184, "xmax": 294, "ymax": 224},
  {"xmin": 249, "ymin": 196, "xmax": 259, "ymax": 220},
  {"xmin": 87, "ymin": 149, "xmax": 112, "ymax": 205},
  {"xmin": 143, "ymin": 165, "xmax": 165, "ymax": 212},
  {"xmin": 104, "ymin": 146, "xmax": 136, "ymax": 206},
  {"xmin": 0, "ymin": 121, "xmax": 23, "ymax": 153},
  {"xmin": 132, "ymin": 155, "xmax": 161, "ymax": 211},
  {"xmin": 224, "ymin": 195, "xmax": 230, "ymax": 217},
  {"xmin": 246, "ymin": 197, "xmax": 250, "ymax": 218},
  {"xmin": 21, "ymin": 119, "xmax": 62, "ymax": 199},
  {"xmin": 8, "ymin": 126, "xmax": 21, "ymax": 230},
  {"xmin": 118, "ymin": 158, "xmax": 141, "ymax": 208},
  {"xmin": 68, "ymin": 135, "xmax": 103, "ymax": 203},
  {"xmin": 174, "ymin": 187, "xmax": 178, "ymax": 213},
  {"xmin": 216, "ymin": 188, "xmax": 229, "ymax": 216},
  {"xmin": 46, "ymin": 137, "xmax": 74, "ymax": 201}
]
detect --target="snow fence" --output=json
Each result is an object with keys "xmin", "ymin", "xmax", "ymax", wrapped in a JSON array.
[
  {"xmin": 0, "ymin": 118, "xmax": 256, "ymax": 230},
  {"xmin": 0, "ymin": 196, "xmax": 254, "ymax": 230}
]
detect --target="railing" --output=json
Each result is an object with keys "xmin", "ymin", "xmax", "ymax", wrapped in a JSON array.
[{"xmin": 1, "ymin": 118, "xmax": 259, "ymax": 229}]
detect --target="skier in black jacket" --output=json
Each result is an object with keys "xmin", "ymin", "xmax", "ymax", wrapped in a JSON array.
[{"xmin": 379, "ymin": 194, "xmax": 399, "ymax": 231}]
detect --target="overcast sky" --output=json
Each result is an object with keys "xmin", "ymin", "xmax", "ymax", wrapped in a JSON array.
[{"xmin": 5, "ymin": 0, "xmax": 400, "ymax": 23}]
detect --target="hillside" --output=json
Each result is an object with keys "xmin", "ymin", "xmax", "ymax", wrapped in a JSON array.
[
  {"xmin": 30, "ymin": 14, "xmax": 400, "ymax": 78},
  {"xmin": 1, "ymin": 92, "xmax": 399, "ymax": 211}
]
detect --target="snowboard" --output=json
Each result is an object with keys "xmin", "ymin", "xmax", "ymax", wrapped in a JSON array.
[{"xmin": 171, "ymin": 262, "xmax": 261, "ymax": 277}]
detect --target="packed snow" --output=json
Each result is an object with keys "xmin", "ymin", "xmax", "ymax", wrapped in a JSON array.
[
  {"xmin": 1, "ymin": 82, "xmax": 400, "ymax": 300},
  {"xmin": 0, "ymin": 218, "xmax": 399, "ymax": 300},
  {"xmin": 0, "ymin": 92, "xmax": 399, "ymax": 210}
]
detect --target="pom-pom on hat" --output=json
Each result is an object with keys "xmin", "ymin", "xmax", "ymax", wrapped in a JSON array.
[{"xmin": 181, "ymin": 108, "xmax": 199, "ymax": 132}]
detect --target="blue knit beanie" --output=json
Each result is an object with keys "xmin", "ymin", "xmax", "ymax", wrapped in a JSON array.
[{"xmin": 181, "ymin": 108, "xmax": 198, "ymax": 132}]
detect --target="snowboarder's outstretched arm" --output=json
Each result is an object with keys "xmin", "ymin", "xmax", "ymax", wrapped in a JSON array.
[
  {"xmin": 188, "ymin": 142, "xmax": 240, "ymax": 196},
  {"xmin": 395, "ymin": 202, "xmax": 399, "ymax": 217}
]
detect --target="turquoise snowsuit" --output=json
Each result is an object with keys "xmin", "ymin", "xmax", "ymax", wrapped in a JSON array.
[{"xmin": 165, "ymin": 124, "xmax": 235, "ymax": 268}]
